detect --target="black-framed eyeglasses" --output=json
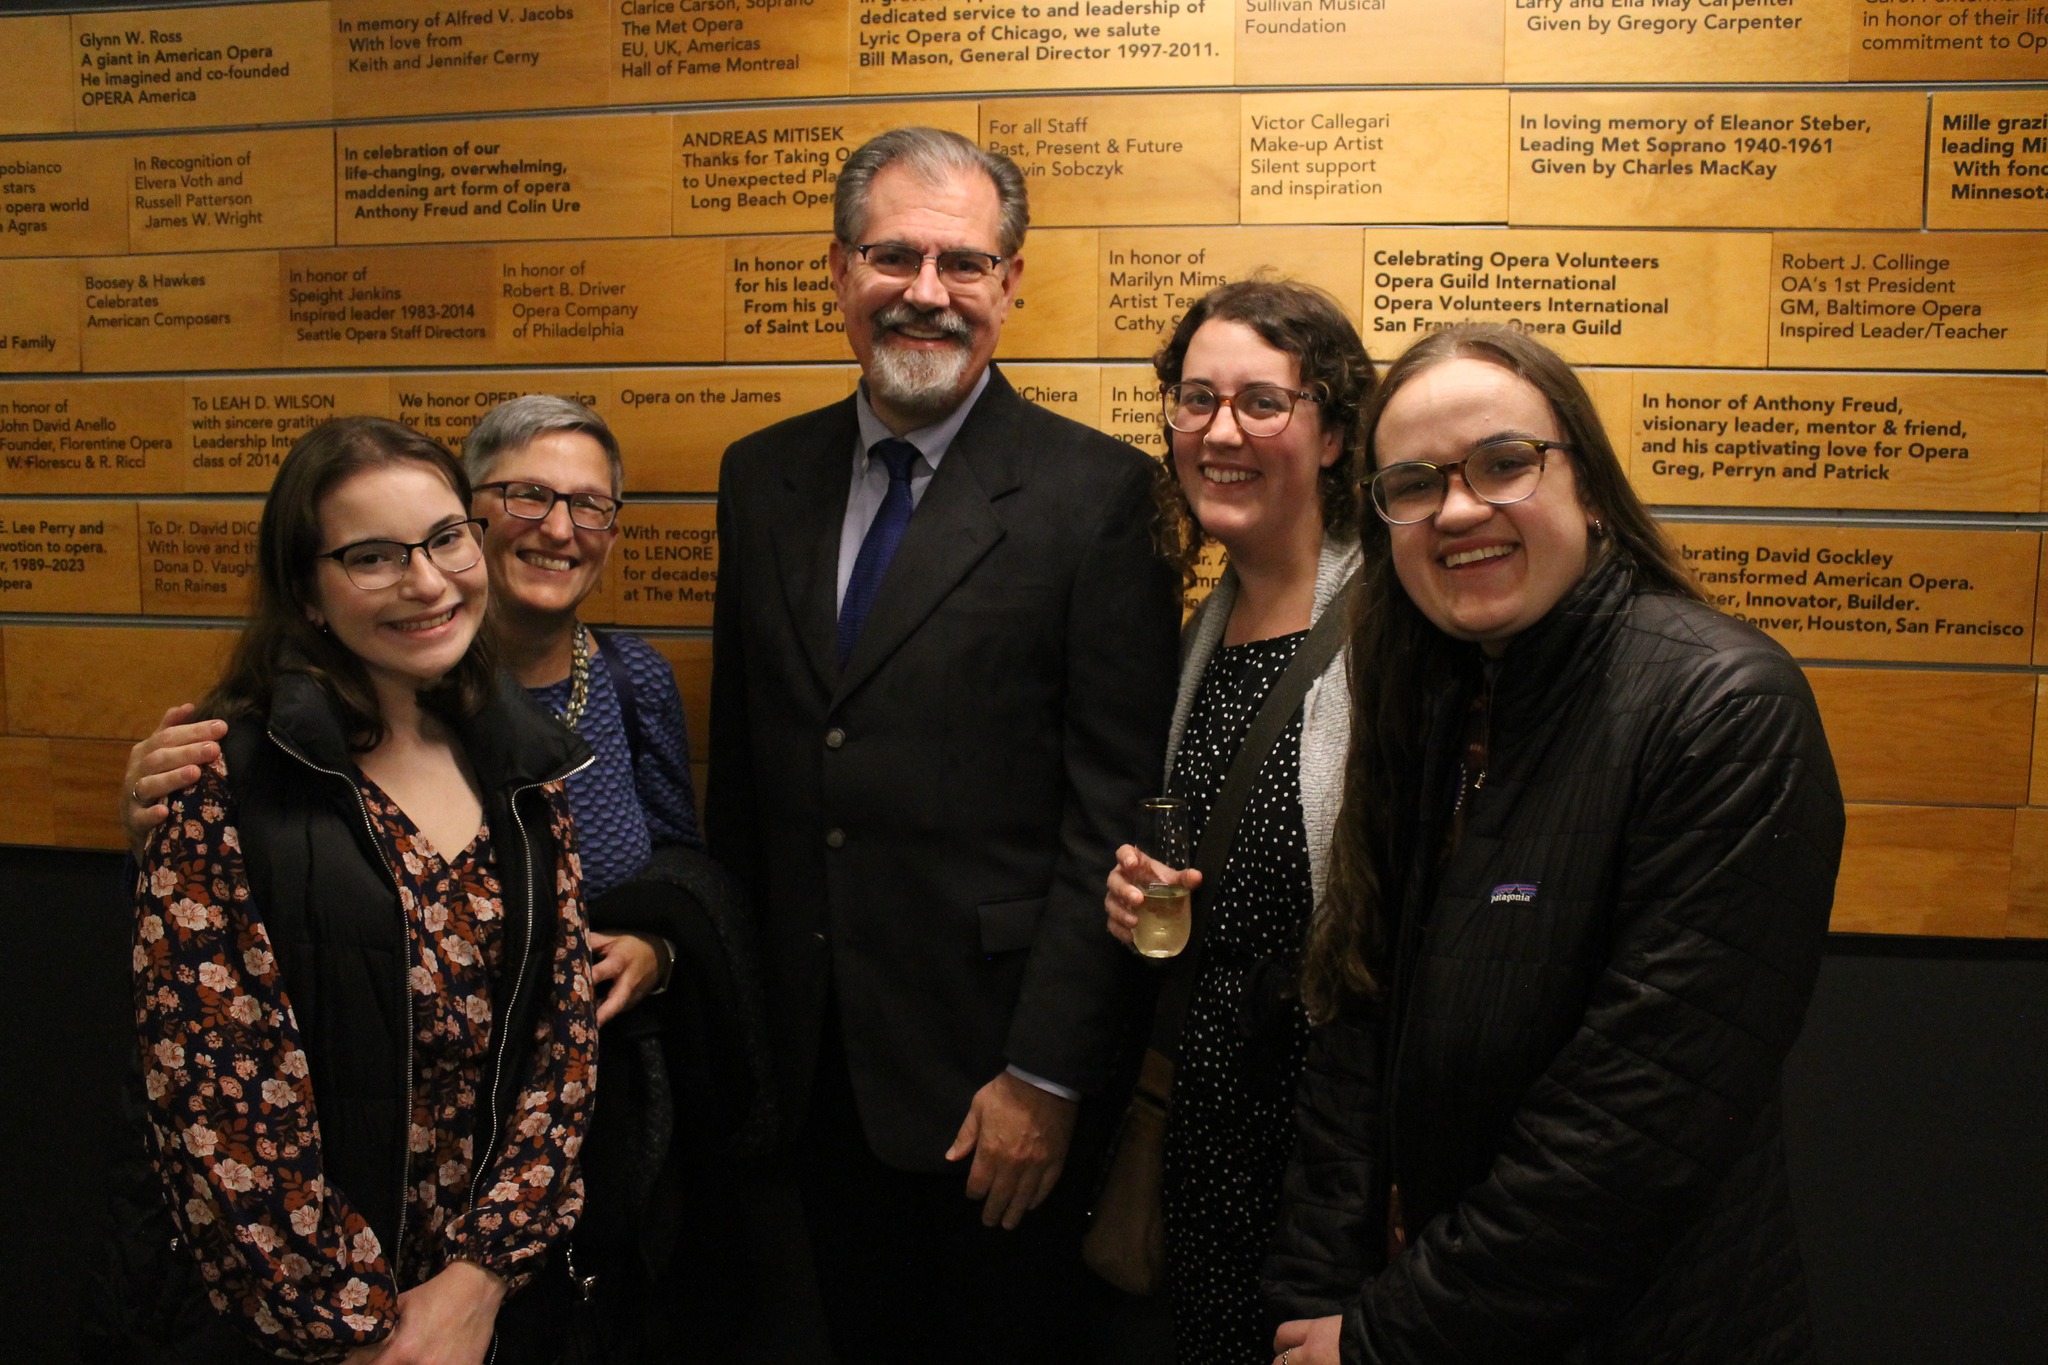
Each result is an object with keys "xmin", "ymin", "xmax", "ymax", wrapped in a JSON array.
[
  {"xmin": 1162, "ymin": 381, "xmax": 1320, "ymax": 438},
  {"xmin": 476, "ymin": 480, "xmax": 622, "ymax": 531},
  {"xmin": 852, "ymin": 242, "xmax": 1006, "ymax": 286},
  {"xmin": 315, "ymin": 519, "xmax": 488, "ymax": 590},
  {"xmin": 1366, "ymin": 439, "xmax": 1571, "ymax": 525}
]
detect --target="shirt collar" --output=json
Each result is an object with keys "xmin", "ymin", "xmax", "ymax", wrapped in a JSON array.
[{"xmin": 853, "ymin": 366, "xmax": 993, "ymax": 473}]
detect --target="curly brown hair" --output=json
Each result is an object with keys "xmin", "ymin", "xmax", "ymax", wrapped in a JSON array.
[{"xmin": 1150, "ymin": 276, "xmax": 1376, "ymax": 593}]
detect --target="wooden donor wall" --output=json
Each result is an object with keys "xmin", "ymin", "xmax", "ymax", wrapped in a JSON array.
[{"xmin": 1, "ymin": 0, "xmax": 2045, "ymax": 938}]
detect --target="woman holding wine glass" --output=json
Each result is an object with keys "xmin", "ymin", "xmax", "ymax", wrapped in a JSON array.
[{"xmin": 1100, "ymin": 277, "xmax": 1374, "ymax": 1363}]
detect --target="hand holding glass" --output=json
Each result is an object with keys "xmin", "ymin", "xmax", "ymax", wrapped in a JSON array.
[{"xmin": 1132, "ymin": 797, "xmax": 1194, "ymax": 958}]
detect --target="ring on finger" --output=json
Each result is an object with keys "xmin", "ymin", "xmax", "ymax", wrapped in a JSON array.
[{"xmin": 129, "ymin": 786, "xmax": 144, "ymax": 806}]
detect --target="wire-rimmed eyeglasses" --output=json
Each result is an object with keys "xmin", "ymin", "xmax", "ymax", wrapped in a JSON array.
[
  {"xmin": 1162, "ymin": 382, "xmax": 1321, "ymax": 438},
  {"xmin": 1366, "ymin": 439, "xmax": 1572, "ymax": 525},
  {"xmin": 852, "ymin": 242, "xmax": 1007, "ymax": 287},
  {"xmin": 476, "ymin": 480, "xmax": 622, "ymax": 531},
  {"xmin": 315, "ymin": 519, "xmax": 488, "ymax": 590}
]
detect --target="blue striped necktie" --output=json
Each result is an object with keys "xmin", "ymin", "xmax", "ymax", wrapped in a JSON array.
[{"xmin": 836, "ymin": 437, "xmax": 920, "ymax": 667}]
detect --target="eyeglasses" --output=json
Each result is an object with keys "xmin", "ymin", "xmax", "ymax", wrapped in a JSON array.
[
  {"xmin": 1366, "ymin": 439, "xmax": 1571, "ymax": 525},
  {"xmin": 316, "ymin": 519, "xmax": 488, "ymax": 590},
  {"xmin": 1162, "ymin": 382, "xmax": 1319, "ymax": 438},
  {"xmin": 476, "ymin": 480, "xmax": 622, "ymax": 531},
  {"xmin": 852, "ymin": 242, "xmax": 1006, "ymax": 287}
]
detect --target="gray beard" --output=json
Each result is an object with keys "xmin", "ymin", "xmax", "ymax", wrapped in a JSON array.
[{"xmin": 865, "ymin": 318, "xmax": 975, "ymax": 421}]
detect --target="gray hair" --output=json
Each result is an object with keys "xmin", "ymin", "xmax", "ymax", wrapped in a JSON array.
[
  {"xmin": 462, "ymin": 394, "xmax": 624, "ymax": 499},
  {"xmin": 833, "ymin": 127, "xmax": 1029, "ymax": 260}
]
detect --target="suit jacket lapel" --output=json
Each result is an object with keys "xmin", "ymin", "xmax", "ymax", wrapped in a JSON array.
[
  {"xmin": 833, "ymin": 370, "xmax": 1024, "ymax": 702},
  {"xmin": 767, "ymin": 399, "xmax": 858, "ymax": 692}
]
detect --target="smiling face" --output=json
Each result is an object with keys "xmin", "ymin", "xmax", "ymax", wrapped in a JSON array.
[
  {"xmin": 1373, "ymin": 356, "xmax": 1594, "ymax": 653},
  {"xmin": 307, "ymin": 460, "xmax": 487, "ymax": 706},
  {"xmin": 1171, "ymin": 318, "xmax": 1339, "ymax": 573},
  {"xmin": 829, "ymin": 162, "xmax": 1021, "ymax": 431},
  {"xmin": 472, "ymin": 428, "xmax": 617, "ymax": 632}
]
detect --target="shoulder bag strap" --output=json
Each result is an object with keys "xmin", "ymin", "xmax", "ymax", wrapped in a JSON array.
[{"xmin": 1147, "ymin": 570, "xmax": 1359, "ymax": 1059}]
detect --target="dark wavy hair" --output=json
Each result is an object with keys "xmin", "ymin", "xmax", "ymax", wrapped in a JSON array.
[
  {"xmin": 206, "ymin": 416, "xmax": 497, "ymax": 752},
  {"xmin": 1302, "ymin": 325, "xmax": 1702, "ymax": 1022},
  {"xmin": 1151, "ymin": 276, "xmax": 1375, "ymax": 592}
]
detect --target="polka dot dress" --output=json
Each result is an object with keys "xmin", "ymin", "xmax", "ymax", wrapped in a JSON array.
[{"xmin": 1164, "ymin": 631, "xmax": 1315, "ymax": 1365}]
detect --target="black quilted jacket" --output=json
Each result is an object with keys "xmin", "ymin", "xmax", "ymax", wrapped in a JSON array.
[{"xmin": 1264, "ymin": 557, "xmax": 1844, "ymax": 1365}]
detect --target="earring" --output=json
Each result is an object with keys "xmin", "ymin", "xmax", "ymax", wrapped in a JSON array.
[{"xmin": 1590, "ymin": 516, "xmax": 1605, "ymax": 538}]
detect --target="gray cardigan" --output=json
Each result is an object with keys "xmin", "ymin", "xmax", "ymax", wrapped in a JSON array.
[{"xmin": 1165, "ymin": 534, "xmax": 1361, "ymax": 912}]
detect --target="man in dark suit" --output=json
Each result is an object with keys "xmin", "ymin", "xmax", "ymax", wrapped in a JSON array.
[{"xmin": 705, "ymin": 128, "xmax": 1179, "ymax": 1362}]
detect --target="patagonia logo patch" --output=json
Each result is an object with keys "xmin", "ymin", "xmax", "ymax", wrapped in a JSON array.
[{"xmin": 1489, "ymin": 882, "xmax": 1539, "ymax": 906}]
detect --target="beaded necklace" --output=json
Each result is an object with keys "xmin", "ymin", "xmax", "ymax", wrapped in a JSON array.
[{"xmin": 555, "ymin": 623, "xmax": 592, "ymax": 730}]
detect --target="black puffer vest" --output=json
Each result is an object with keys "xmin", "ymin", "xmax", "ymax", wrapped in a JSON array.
[{"xmin": 221, "ymin": 669, "xmax": 591, "ymax": 1262}]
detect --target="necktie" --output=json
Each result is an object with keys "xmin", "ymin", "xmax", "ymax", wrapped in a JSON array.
[{"xmin": 836, "ymin": 437, "xmax": 920, "ymax": 666}]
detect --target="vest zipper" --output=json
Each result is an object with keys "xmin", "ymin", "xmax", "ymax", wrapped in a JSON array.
[{"xmin": 265, "ymin": 729, "xmax": 418, "ymax": 1278}]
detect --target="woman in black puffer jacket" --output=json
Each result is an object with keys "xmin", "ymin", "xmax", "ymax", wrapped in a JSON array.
[{"xmin": 1264, "ymin": 325, "xmax": 1844, "ymax": 1365}]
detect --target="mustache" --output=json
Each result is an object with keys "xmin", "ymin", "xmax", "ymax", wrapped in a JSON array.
[{"xmin": 872, "ymin": 302, "xmax": 971, "ymax": 342}]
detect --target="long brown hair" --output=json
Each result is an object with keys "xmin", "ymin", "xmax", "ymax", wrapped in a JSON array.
[
  {"xmin": 206, "ymin": 416, "xmax": 497, "ymax": 752},
  {"xmin": 1151, "ymin": 276, "xmax": 1375, "ymax": 592},
  {"xmin": 1302, "ymin": 325, "xmax": 1702, "ymax": 1022}
]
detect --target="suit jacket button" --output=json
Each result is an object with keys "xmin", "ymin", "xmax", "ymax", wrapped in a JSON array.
[
  {"xmin": 824, "ymin": 727, "xmax": 845, "ymax": 749},
  {"xmin": 825, "ymin": 828, "xmax": 845, "ymax": 849}
]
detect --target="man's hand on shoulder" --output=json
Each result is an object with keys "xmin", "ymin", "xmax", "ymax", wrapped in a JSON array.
[{"xmin": 944, "ymin": 1069, "xmax": 1077, "ymax": 1231}]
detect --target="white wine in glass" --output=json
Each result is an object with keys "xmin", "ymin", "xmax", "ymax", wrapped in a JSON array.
[{"xmin": 1134, "ymin": 795, "xmax": 1192, "ymax": 959}]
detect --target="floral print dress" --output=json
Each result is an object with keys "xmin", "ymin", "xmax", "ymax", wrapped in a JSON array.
[{"xmin": 134, "ymin": 756, "xmax": 597, "ymax": 1358}]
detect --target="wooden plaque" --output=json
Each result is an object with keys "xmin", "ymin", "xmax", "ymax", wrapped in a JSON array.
[
  {"xmin": 72, "ymin": 2, "xmax": 333, "ymax": 133},
  {"xmin": 184, "ymin": 374, "xmax": 393, "ymax": 492},
  {"xmin": 1, "ymin": 17, "xmax": 75, "ymax": 137},
  {"xmin": 1769, "ymin": 233, "xmax": 2048, "ymax": 372},
  {"xmin": 337, "ymin": 115, "xmax": 671, "ymax": 246},
  {"xmin": 1665, "ymin": 522, "xmax": 2038, "ymax": 666},
  {"xmin": 1928, "ymin": 91, "xmax": 2048, "ymax": 232},
  {"xmin": 610, "ymin": 0, "xmax": 848, "ymax": 103},
  {"xmin": 724, "ymin": 236, "xmax": 840, "ymax": 363},
  {"xmin": 1505, "ymin": 0, "xmax": 1851, "ymax": 84},
  {"xmin": 1508, "ymin": 91, "xmax": 1923, "ymax": 231},
  {"xmin": 610, "ymin": 501, "xmax": 718, "ymax": 627},
  {"xmin": 138, "ymin": 500, "xmax": 262, "ymax": 616},
  {"xmin": 1628, "ymin": 373, "xmax": 2046, "ymax": 513},
  {"xmin": 996, "ymin": 229, "xmax": 1100, "ymax": 361},
  {"xmin": 1847, "ymin": 3, "xmax": 2048, "ymax": 83},
  {"xmin": 607, "ymin": 366, "xmax": 857, "ymax": 494},
  {"xmin": 641, "ymin": 635, "xmax": 711, "ymax": 761},
  {"xmin": 331, "ymin": 1, "xmax": 610, "ymax": 119},
  {"xmin": 1000, "ymin": 364, "xmax": 1100, "ymax": 428},
  {"xmin": 1099, "ymin": 364, "xmax": 1166, "ymax": 459},
  {"xmin": 0, "ymin": 139, "xmax": 128, "ymax": 258},
  {"xmin": 0, "ymin": 741, "xmax": 57, "ymax": 847},
  {"xmin": 82, "ymin": 251, "xmax": 280, "ymax": 372},
  {"xmin": 1235, "ymin": 0, "xmax": 1502, "ymax": 86},
  {"xmin": 1099, "ymin": 227, "xmax": 1363, "ymax": 359},
  {"xmin": 0, "ymin": 500, "xmax": 140, "ymax": 613},
  {"xmin": 2033, "ymin": 677, "xmax": 2048, "ymax": 805},
  {"xmin": 1805, "ymin": 666, "xmax": 2033, "ymax": 806},
  {"xmin": 0, "ymin": 380, "xmax": 184, "ymax": 496},
  {"xmin": 2009, "ymin": 806, "xmax": 2048, "ymax": 939},
  {"xmin": 496, "ymin": 238, "xmax": 723, "ymax": 365},
  {"xmin": 1, "ymin": 258, "xmax": 83, "ymax": 373},
  {"xmin": 1833, "ymin": 804, "xmax": 2014, "ymax": 938},
  {"xmin": 277, "ymin": 245, "xmax": 492, "ymax": 369},
  {"xmin": 673, "ymin": 102, "xmax": 978, "ymax": 237},
  {"xmin": 1362, "ymin": 229, "xmax": 1770, "ymax": 368},
  {"xmin": 386, "ymin": 370, "xmax": 604, "ymax": 460},
  {"xmin": 128, "ymin": 128, "xmax": 336, "ymax": 254},
  {"xmin": 986, "ymin": 93, "xmax": 1238, "ymax": 228},
  {"xmin": 849, "ymin": 0, "xmax": 1233, "ymax": 95},
  {"xmin": 1, "ymin": 623, "xmax": 232, "ymax": 739},
  {"xmin": 1240, "ymin": 90, "xmax": 1509, "ymax": 227},
  {"xmin": 1578, "ymin": 367, "xmax": 1633, "ymax": 453}
]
